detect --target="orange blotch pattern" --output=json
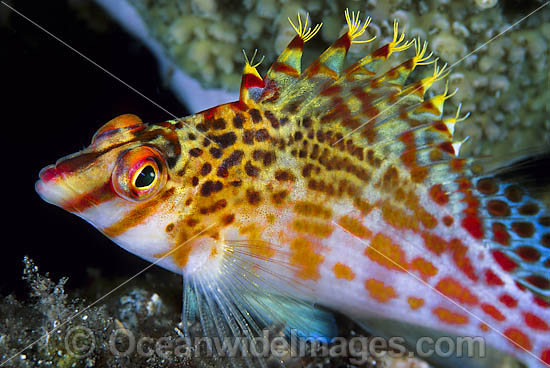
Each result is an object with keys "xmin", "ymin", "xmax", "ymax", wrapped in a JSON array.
[
  {"xmin": 290, "ymin": 237, "xmax": 324, "ymax": 281},
  {"xmin": 480, "ymin": 303, "xmax": 506, "ymax": 322},
  {"xmin": 433, "ymin": 307, "xmax": 469, "ymax": 325},
  {"xmin": 504, "ymin": 328, "xmax": 532, "ymax": 351},
  {"xmin": 291, "ymin": 219, "xmax": 334, "ymax": 238},
  {"xmin": 407, "ymin": 297, "xmax": 425, "ymax": 310},
  {"xmin": 429, "ymin": 184, "xmax": 449, "ymax": 205},
  {"xmin": 422, "ymin": 231, "xmax": 448, "ymax": 255},
  {"xmin": 332, "ymin": 263, "xmax": 356, "ymax": 280},
  {"xmin": 365, "ymin": 278, "xmax": 397, "ymax": 303},
  {"xmin": 338, "ymin": 215, "xmax": 372, "ymax": 239},
  {"xmin": 411, "ymin": 257, "xmax": 438, "ymax": 280},
  {"xmin": 365, "ymin": 233, "xmax": 409, "ymax": 272},
  {"xmin": 239, "ymin": 224, "xmax": 275, "ymax": 258},
  {"xmin": 449, "ymin": 239, "xmax": 478, "ymax": 281},
  {"xmin": 524, "ymin": 312, "xmax": 549, "ymax": 331},
  {"xmin": 435, "ymin": 277, "xmax": 479, "ymax": 305}
]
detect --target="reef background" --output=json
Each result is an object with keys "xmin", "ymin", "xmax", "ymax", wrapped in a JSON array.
[{"xmin": 1, "ymin": 0, "xmax": 548, "ymax": 367}]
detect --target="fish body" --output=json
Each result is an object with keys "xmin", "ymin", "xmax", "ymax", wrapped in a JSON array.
[{"xmin": 36, "ymin": 11, "xmax": 550, "ymax": 368}]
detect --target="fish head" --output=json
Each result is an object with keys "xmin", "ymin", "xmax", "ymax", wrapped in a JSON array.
[{"xmin": 35, "ymin": 114, "xmax": 205, "ymax": 274}]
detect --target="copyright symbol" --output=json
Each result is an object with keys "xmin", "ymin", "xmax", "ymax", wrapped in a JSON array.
[{"xmin": 64, "ymin": 326, "xmax": 95, "ymax": 358}]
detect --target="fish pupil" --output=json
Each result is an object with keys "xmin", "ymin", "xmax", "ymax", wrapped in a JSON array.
[{"xmin": 135, "ymin": 165, "xmax": 155, "ymax": 188}]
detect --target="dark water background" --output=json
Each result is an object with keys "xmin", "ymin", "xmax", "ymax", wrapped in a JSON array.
[{"xmin": 1, "ymin": 0, "xmax": 188, "ymax": 299}]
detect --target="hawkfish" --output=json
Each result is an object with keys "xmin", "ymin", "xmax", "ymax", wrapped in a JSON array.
[{"xmin": 36, "ymin": 10, "xmax": 550, "ymax": 368}]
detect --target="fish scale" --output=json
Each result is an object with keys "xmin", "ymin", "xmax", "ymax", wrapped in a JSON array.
[{"xmin": 36, "ymin": 10, "xmax": 550, "ymax": 368}]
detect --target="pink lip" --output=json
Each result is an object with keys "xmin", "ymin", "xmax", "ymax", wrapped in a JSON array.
[{"xmin": 39, "ymin": 165, "xmax": 59, "ymax": 182}]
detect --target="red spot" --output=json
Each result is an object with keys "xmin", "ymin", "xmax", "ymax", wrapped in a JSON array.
[
  {"xmin": 485, "ymin": 269, "xmax": 504, "ymax": 286},
  {"xmin": 203, "ymin": 108, "xmax": 216, "ymax": 120},
  {"xmin": 492, "ymin": 222, "xmax": 510, "ymax": 246},
  {"xmin": 534, "ymin": 296, "xmax": 550, "ymax": 308},
  {"xmin": 499, "ymin": 294, "xmax": 517, "ymax": 308},
  {"xmin": 321, "ymin": 85, "xmax": 342, "ymax": 96},
  {"xmin": 541, "ymin": 349, "xmax": 550, "ymax": 365},
  {"xmin": 443, "ymin": 216, "xmax": 454, "ymax": 226},
  {"xmin": 230, "ymin": 100, "xmax": 249, "ymax": 111},
  {"xmin": 462, "ymin": 215, "xmax": 483, "ymax": 239},
  {"xmin": 492, "ymin": 250, "xmax": 517, "ymax": 272},
  {"xmin": 481, "ymin": 303, "xmax": 506, "ymax": 321},
  {"xmin": 503, "ymin": 328, "xmax": 532, "ymax": 351},
  {"xmin": 287, "ymin": 35, "xmax": 304, "ymax": 50},
  {"xmin": 372, "ymin": 44, "xmax": 390, "ymax": 58},
  {"xmin": 272, "ymin": 62, "xmax": 299, "ymax": 77},
  {"xmin": 333, "ymin": 33, "xmax": 351, "ymax": 50},
  {"xmin": 429, "ymin": 184, "xmax": 449, "ymax": 205},
  {"xmin": 439, "ymin": 142, "xmax": 455, "ymax": 155},
  {"xmin": 243, "ymin": 73, "xmax": 265, "ymax": 89},
  {"xmin": 524, "ymin": 312, "xmax": 549, "ymax": 330}
]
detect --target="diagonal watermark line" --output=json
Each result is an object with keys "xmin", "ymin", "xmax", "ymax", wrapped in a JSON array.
[
  {"xmin": 332, "ymin": 221, "xmax": 549, "ymax": 366},
  {"xmin": 0, "ymin": 223, "xmax": 215, "ymax": 367},
  {"xmin": 1, "ymin": 1, "xmax": 215, "ymax": 145},
  {"xmin": 333, "ymin": 1, "xmax": 550, "ymax": 145}
]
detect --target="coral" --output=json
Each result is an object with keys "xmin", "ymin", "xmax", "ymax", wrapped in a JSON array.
[
  {"xmin": 122, "ymin": 0, "xmax": 549, "ymax": 158},
  {"xmin": 1, "ymin": 258, "xmax": 440, "ymax": 367}
]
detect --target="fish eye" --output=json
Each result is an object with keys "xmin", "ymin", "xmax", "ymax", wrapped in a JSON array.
[
  {"xmin": 133, "ymin": 164, "xmax": 156, "ymax": 189},
  {"xmin": 112, "ymin": 146, "xmax": 167, "ymax": 202}
]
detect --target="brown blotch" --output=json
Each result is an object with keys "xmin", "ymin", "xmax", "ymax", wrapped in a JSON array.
[
  {"xmin": 525, "ymin": 275, "xmax": 550, "ymax": 290},
  {"xmin": 201, "ymin": 163, "xmax": 212, "ymax": 176},
  {"xmin": 165, "ymin": 223, "xmax": 174, "ymax": 232},
  {"xmin": 211, "ymin": 132, "xmax": 237, "ymax": 148},
  {"xmin": 209, "ymin": 147, "xmax": 223, "ymax": 159},
  {"xmin": 192, "ymin": 176, "xmax": 199, "ymax": 186},
  {"xmin": 245, "ymin": 161, "xmax": 259, "ymax": 177},
  {"xmin": 200, "ymin": 181, "xmax": 215, "ymax": 196},
  {"xmin": 189, "ymin": 148, "xmax": 203, "ymax": 157},
  {"xmin": 516, "ymin": 246, "xmax": 541, "ymax": 262},
  {"xmin": 246, "ymin": 189, "xmax": 261, "ymax": 205},
  {"xmin": 518, "ymin": 202, "xmax": 540, "ymax": 216},
  {"xmin": 213, "ymin": 118, "xmax": 226, "ymax": 130},
  {"xmin": 255, "ymin": 128, "xmax": 270, "ymax": 142},
  {"xmin": 186, "ymin": 218, "xmax": 199, "ymax": 227},
  {"xmin": 539, "ymin": 217, "xmax": 550, "ymax": 227},
  {"xmin": 249, "ymin": 108, "xmax": 262, "ymax": 123},
  {"xmin": 505, "ymin": 185, "xmax": 523, "ymax": 202},
  {"xmin": 542, "ymin": 233, "xmax": 550, "ymax": 248},
  {"xmin": 487, "ymin": 200, "xmax": 510, "ymax": 217},
  {"xmin": 264, "ymin": 110, "xmax": 279, "ymax": 129},
  {"xmin": 274, "ymin": 170, "xmax": 295, "ymax": 182},
  {"xmin": 233, "ymin": 113, "xmax": 244, "ymax": 129},
  {"xmin": 219, "ymin": 150, "xmax": 244, "ymax": 176},
  {"xmin": 476, "ymin": 178, "xmax": 498, "ymax": 195},
  {"xmin": 243, "ymin": 129, "xmax": 255, "ymax": 144},
  {"xmin": 511, "ymin": 222, "xmax": 535, "ymax": 238},
  {"xmin": 271, "ymin": 190, "xmax": 288, "ymax": 205},
  {"xmin": 263, "ymin": 151, "xmax": 275, "ymax": 166},
  {"xmin": 221, "ymin": 213, "xmax": 235, "ymax": 225}
]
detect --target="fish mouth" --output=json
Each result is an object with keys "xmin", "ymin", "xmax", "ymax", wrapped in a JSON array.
[{"xmin": 35, "ymin": 164, "xmax": 77, "ymax": 209}]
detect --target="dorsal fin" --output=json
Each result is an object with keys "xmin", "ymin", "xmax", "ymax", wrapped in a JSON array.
[
  {"xmin": 303, "ymin": 9, "xmax": 375, "ymax": 80},
  {"xmin": 239, "ymin": 49, "xmax": 265, "ymax": 106},
  {"xmin": 263, "ymin": 13, "xmax": 321, "ymax": 101}
]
